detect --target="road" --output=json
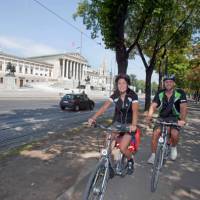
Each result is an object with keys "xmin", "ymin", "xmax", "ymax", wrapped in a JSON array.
[{"xmin": 0, "ymin": 99, "xmax": 113, "ymax": 151}]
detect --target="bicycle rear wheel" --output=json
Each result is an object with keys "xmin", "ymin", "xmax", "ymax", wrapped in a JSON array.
[
  {"xmin": 151, "ymin": 145, "xmax": 163, "ymax": 192},
  {"xmin": 83, "ymin": 158, "xmax": 110, "ymax": 200}
]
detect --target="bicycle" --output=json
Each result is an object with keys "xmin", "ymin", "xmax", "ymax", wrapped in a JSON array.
[
  {"xmin": 150, "ymin": 120, "xmax": 180, "ymax": 192},
  {"xmin": 83, "ymin": 123, "xmax": 140, "ymax": 200}
]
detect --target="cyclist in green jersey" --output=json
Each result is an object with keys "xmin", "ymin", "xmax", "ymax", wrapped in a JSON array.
[{"xmin": 147, "ymin": 75, "xmax": 187, "ymax": 164}]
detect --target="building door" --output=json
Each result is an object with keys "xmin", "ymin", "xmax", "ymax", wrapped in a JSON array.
[{"xmin": 20, "ymin": 79, "xmax": 23, "ymax": 87}]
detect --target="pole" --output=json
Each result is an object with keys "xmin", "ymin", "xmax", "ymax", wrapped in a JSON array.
[{"xmin": 80, "ymin": 32, "xmax": 82, "ymax": 55}]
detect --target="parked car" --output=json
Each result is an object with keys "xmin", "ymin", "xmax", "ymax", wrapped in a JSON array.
[{"xmin": 59, "ymin": 93, "xmax": 95, "ymax": 111}]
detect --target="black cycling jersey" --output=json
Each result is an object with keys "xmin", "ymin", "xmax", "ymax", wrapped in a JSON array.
[
  {"xmin": 153, "ymin": 88, "xmax": 187, "ymax": 119},
  {"xmin": 109, "ymin": 88, "xmax": 138, "ymax": 124}
]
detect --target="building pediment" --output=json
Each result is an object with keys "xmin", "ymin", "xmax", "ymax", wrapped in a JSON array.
[{"xmin": 67, "ymin": 53, "xmax": 88, "ymax": 63}]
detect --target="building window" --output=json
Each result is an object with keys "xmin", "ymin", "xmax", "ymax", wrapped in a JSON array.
[
  {"xmin": 31, "ymin": 68, "xmax": 33, "ymax": 74},
  {"xmin": 19, "ymin": 66, "xmax": 22, "ymax": 73},
  {"xmin": 25, "ymin": 68, "xmax": 28, "ymax": 74},
  {"xmin": 0, "ymin": 77, "xmax": 3, "ymax": 83},
  {"xmin": 49, "ymin": 70, "xmax": 52, "ymax": 77}
]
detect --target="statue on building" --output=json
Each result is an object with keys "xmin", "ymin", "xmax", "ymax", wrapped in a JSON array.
[
  {"xmin": 85, "ymin": 76, "xmax": 90, "ymax": 84},
  {"xmin": 6, "ymin": 62, "xmax": 16, "ymax": 76},
  {"xmin": 4, "ymin": 62, "xmax": 17, "ymax": 89}
]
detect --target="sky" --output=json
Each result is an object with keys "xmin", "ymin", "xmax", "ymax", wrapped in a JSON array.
[{"xmin": 0, "ymin": 0, "xmax": 158, "ymax": 82}]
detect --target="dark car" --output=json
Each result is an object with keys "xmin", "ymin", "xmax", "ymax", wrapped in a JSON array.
[{"xmin": 59, "ymin": 93, "xmax": 95, "ymax": 111}]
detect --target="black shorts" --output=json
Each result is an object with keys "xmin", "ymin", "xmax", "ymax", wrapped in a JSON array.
[{"xmin": 110, "ymin": 122, "xmax": 136, "ymax": 136}]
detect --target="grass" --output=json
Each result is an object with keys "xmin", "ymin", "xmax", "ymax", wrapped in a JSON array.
[{"xmin": 0, "ymin": 141, "xmax": 39, "ymax": 160}]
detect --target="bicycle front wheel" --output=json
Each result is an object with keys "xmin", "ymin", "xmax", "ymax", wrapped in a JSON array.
[
  {"xmin": 83, "ymin": 158, "xmax": 110, "ymax": 200},
  {"xmin": 151, "ymin": 145, "xmax": 163, "ymax": 192}
]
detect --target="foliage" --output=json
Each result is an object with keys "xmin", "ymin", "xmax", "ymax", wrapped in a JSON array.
[
  {"xmin": 129, "ymin": 74, "xmax": 145, "ymax": 92},
  {"xmin": 151, "ymin": 81, "xmax": 158, "ymax": 95},
  {"xmin": 187, "ymin": 43, "xmax": 200, "ymax": 93}
]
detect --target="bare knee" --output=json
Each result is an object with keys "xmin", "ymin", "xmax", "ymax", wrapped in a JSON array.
[
  {"xmin": 171, "ymin": 129, "xmax": 179, "ymax": 140},
  {"xmin": 152, "ymin": 129, "xmax": 161, "ymax": 140},
  {"xmin": 120, "ymin": 146, "xmax": 127, "ymax": 154}
]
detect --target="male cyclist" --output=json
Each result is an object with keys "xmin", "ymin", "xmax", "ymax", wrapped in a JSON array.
[
  {"xmin": 147, "ymin": 74, "xmax": 187, "ymax": 164},
  {"xmin": 88, "ymin": 74, "xmax": 139, "ymax": 174}
]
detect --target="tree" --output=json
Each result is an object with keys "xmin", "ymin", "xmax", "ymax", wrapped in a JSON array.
[
  {"xmin": 187, "ymin": 43, "xmax": 200, "ymax": 98},
  {"xmin": 75, "ymin": 0, "xmax": 200, "ymax": 110},
  {"xmin": 135, "ymin": 0, "xmax": 199, "ymax": 110},
  {"xmin": 74, "ymin": 0, "xmax": 156, "ymax": 74},
  {"xmin": 129, "ymin": 74, "xmax": 137, "ymax": 87},
  {"xmin": 151, "ymin": 81, "xmax": 158, "ymax": 95},
  {"xmin": 136, "ymin": 79, "xmax": 145, "ymax": 93}
]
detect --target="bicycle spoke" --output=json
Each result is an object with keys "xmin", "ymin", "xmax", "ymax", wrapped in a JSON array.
[{"xmin": 83, "ymin": 159, "xmax": 109, "ymax": 200}]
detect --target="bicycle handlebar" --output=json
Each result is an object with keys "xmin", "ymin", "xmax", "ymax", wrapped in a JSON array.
[
  {"xmin": 93, "ymin": 123, "xmax": 135, "ymax": 134},
  {"xmin": 153, "ymin": 119, "xmax": 180, "ymax": 127}
]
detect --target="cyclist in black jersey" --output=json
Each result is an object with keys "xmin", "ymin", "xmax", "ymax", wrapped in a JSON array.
[
  {"xmin": 88, "ymin": 74, "xmax": 139, "ymax": 174},
  {"xmin": 146, "ymin": 74, "xmax": 187, "ymax": 164}
]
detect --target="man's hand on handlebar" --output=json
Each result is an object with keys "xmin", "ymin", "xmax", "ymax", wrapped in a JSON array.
[
  {"xmin": 146, "ymin": 115, "xmax": 153, "ymax": 126},
  {"xmin": 178, "ymin": 120, "xmax": 186, "ymax": 127}
]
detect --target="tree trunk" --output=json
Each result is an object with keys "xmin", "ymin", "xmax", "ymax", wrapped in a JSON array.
[
  {"xmin": 158, "ymin": 61, "xmax": 163, "ymax": 90},
  {"xmin": 164, "ymin": 56, "xmax": 168, "ymax": 75},
  {"xmin": 144, "ymin": 67, "xmax": 154, "ymax": 111},
  {"xmin": 116, "ymin": 45, "xmax": 128, "ymax": 74}
]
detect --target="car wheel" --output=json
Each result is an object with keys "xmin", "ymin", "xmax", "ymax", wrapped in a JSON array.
[
  {"xmin": 90, "ymin": 103, "xmax": 94, "ymax": 110},
  {"xmin": 74, "ymin": 105, "xmax": 79, "ymax": 111},
  {"xmin": 60, "ymin": 105, "xmax": 65, "ymax": 110}
]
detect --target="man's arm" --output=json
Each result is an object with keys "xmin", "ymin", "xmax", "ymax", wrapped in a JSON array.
[
  {"xmin": 147, "ymin": 102, "xmax": 158, "ymax": 118},
  {"xmin": 179, "ymin": 102, "xmax": 187, "ymax": 126}
]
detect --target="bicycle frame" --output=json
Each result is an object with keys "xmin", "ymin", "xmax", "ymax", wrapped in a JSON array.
[
  {"xmin": 83, "ymin": 123, "xmax": 137, "ymax": 200},
  {"xmin": 157, "ymin": 124, "xmax": 170, "ymax": 168},
  {"xmin": 151, "ymin": 120, "xmax": 180, "ymax": 192}
]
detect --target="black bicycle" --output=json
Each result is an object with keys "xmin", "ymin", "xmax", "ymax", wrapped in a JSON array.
[
  {"xmin": 83, "ymin": 123, "xmax": 136, "ymax": 200},
  {"xmin": 151, "ymin": 120, "xmax": 180, "ymax": 192}
]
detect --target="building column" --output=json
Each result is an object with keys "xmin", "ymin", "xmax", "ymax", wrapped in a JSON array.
[
  {"xmin": 68, "ymin": 60, "xmax": 71, "ymax": 79},
  {"xmin": 59, "ymin": 59, "xmax": 63, "ymax": 78},
  {"xmin": 64, "ymin": 59, "xmax": 67, "ymax": 77},
  {"xmin": 78, "ymin": 63, "xmax": 80, "ymax": 81},
  {"xmin": 65, "ymin": 59, "xmax": 69, "ymax": 79},
  {"xmin": 75, "ymin": 62, "xmax": 78, "ymax": 80}
]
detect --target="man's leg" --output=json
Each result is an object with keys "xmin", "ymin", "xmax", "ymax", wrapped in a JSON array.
[
  {"xmin": 147, "ymin": 128, "xmax": 161, "ymax": 164},
  {"xmin": 170, "ymin": 128, "xmax": 179, "ymax": 160}
]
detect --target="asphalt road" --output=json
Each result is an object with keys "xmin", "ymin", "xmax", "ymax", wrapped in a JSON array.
[{"xmin": 0, "ymin": 99, "xmax": 113, "ymax": 151}]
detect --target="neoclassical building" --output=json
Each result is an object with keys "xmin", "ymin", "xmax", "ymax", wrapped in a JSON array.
[
  {"xmin": 0, "ymin": 51, "xmax": 53, "ymax": 88},
  {"xmin": 29, "ymin": 53, "xmax": 88, "ymax": 89},
  {"xmin": 0, "ymin": 51, "xmax": 113, "ymax": 91},
  {"xmin": 29, "ymin": 53, "xmax": 113, "ymax": 91}
]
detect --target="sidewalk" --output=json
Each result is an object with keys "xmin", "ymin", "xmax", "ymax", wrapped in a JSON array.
[
  {"xmin": 0, "ymin": 88, "xmax": 109, "ymax": 100},
  {"xmin": 0, "ymin": 102, "xmax": 199, "ymax": 200}
]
